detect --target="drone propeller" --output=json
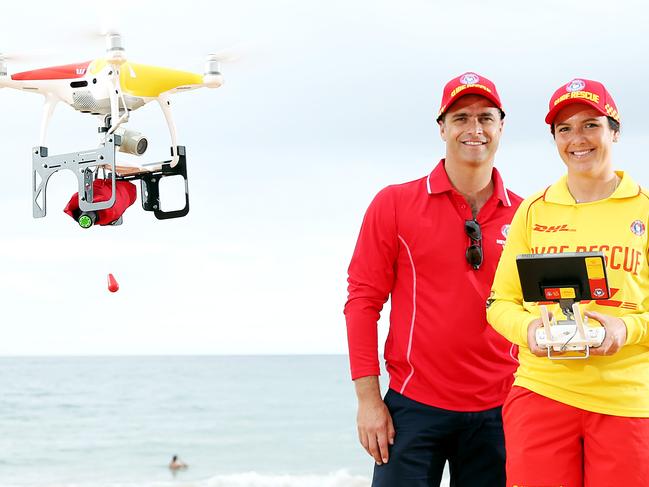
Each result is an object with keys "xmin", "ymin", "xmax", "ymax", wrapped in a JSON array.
[
  {"xmin": 202, "ymin": 43, "xmax": 253, "ymax": 79},
  {"xmin": 104, "ymin": 31, "xmax": 127, "ymax": 64},
  {"xmin": 0, "ymin": 51, "xmax": 54, "ymax": 77},
  {"xmin": 206, "ymin": 47, "xmax": 242, "ymax": 65},
  {"xmin": 0, "ymin": 51, "xmax": 53, "ymax": 63},
  {"xmin": 75, "ymin": 24, "xmax": 127, "ymax": 63}
]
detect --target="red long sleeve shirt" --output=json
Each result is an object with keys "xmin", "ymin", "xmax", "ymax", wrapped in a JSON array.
[{"xmin": 345, "ymin": 160, "xmax": 523, "ymax": 411}]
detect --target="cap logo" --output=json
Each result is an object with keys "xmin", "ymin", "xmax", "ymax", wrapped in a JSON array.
[
  {"xmin": 566, "ymin": 79, "xmax": 586, "ymax": 92},
  {"xmin": 631, "ymin": 220, "xmax": 646, "ymax": 236},
  {"xmin": 460, "ymin": 73, "xmax": 480, "ymax": 84}
]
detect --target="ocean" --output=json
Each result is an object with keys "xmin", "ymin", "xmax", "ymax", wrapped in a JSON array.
[{"xmin": 0, "ymin": 356, "xmax": 450, "ymax": 487}]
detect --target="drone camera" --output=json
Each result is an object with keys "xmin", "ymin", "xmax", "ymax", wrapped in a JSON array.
[{"xmin": 115, "ymin": 127, "xmax": 148, "ymax": 156}]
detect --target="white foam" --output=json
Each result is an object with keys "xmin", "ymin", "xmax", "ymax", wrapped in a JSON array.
[{"xmin": 201, "ymin": 470, "xmax": 370, "ymax": 487}]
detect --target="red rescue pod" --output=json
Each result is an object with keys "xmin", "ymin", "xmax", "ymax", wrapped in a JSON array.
[
  {"xmin": 107, "ymin": 273, "xmax": 119, "ymax": 293},
  {"xmin": 64, "ymin": 179, "xmax": 137, "ymax": 228}
]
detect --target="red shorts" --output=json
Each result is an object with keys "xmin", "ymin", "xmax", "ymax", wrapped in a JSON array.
[{"xmin": 503, "ymin": 386, "xmax": 649, "ymax": 487}]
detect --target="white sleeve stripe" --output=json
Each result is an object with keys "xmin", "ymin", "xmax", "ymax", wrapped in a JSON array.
[{"xmin": 397, "ymin": 234, "xmax": 417, "ymax": 394}]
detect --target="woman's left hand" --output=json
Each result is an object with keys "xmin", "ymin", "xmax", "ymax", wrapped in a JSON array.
[{"xmin": 584, "ymin": 310, "xmax": 627, "ymax": 356}]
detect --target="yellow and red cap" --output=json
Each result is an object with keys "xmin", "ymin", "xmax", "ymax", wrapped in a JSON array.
[
  {"xmin": 545, "ymin": 78, "xmax": 620, "ymax": 125},
  {"xmin": 437, "ymin": 72, "xmax": 503, "ymax": 121}
]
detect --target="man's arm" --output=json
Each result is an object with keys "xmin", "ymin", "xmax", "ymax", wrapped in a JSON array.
[
  {"xmin": 354, "ymin": 376, "xmax": 395, "ymax": 465},
  {"xmin": 345, "ymin": 186, "xmax": 398, "ymax": 379},
  {"xmin": 345, "ymin": 187, "xmax": 399, "ymax": 462}
]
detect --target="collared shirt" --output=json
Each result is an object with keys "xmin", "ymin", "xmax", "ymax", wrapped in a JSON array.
[
  {"xmin": 345, "ymin": 159, "xmax": 523, "ymax": 411},
  {"xmin": 488, "ymin": 171, "xmax": 649, "ymax": 416}
]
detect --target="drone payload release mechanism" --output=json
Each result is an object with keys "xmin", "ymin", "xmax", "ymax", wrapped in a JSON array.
[{"xmin": 0, "ymin": 32, "xmax": 223, "ymax": 227}]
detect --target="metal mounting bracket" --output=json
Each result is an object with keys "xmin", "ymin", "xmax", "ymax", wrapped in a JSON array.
[{"xmin": 32, "ymin": 136, "xmax": 119, "ymax": 218}]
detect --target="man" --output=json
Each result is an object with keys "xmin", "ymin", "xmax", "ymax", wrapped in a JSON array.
[{"xmin": 344, "ymin": 72, "xmax": 522, "ymax": 487}]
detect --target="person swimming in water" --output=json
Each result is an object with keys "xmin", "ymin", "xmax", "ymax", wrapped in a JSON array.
[{"xmin": 169, "ymin": 455, "xmax": 188, "ymax": 471}]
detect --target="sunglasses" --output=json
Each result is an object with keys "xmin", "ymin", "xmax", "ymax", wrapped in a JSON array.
[{"xmin": 465, "ymin": 219, "xmax": 483, "ymax": 270}]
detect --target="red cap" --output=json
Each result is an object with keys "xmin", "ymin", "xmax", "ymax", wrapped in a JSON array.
[
  {"xmin": 545, "ymin": 78, "xmax": 620, "ymax": 125},
  {"xmin": 437, "ymin": 72, "xmax": 503, "ymax": 121}
]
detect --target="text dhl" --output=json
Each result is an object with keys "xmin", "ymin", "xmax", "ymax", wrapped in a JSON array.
[
  {"xmin": 533, "ymin": 224, "xmax": 575, "ymax": 232},
  {"xmin": 530, "ymin": 245, "xmax": 642, "ymax": 276},
  {"xmin": 450, "ymin": 83, "xmax": 492, "ymax": 98},
  {"xmin": 554, "ymin": 90, "xmax": 599, "ymax": 106}
]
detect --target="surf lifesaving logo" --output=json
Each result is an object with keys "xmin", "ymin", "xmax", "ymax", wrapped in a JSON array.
[
  {"xmin": 631, "ymin": 220, "xmax": 646, "ymax": 236},
  {"xmin": 460, "ymin": 73, "xmax": 480, "ymax": 84},
  {"xmin": 496, "ymin": 224, "xmax": 510, "ymax": 246},
  {"xmin": 593, "ymin": 288, "xmax": 606, "ymax": 298},
  {"xmin": 566, "ymin": 79, "xmax": 586, "ymax": 92}
]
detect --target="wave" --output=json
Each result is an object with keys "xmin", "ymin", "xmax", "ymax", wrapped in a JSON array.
[
  {"xmin": 2, "ymin": 470, "xmax": 371, "ymax": 487},
  {"xmin": 201, "ymin": 471, "xmax": 370, "ymax": 487}
]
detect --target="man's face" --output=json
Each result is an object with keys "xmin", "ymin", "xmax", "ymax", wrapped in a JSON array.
[{"xmin": 438, "ymin": 95, "xmax": 504, "ymax": 167}]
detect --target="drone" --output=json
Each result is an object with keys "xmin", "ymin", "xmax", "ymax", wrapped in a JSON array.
[{"xmin": 0, "ymin": 32, "xmax": 224, "ymax": 227}]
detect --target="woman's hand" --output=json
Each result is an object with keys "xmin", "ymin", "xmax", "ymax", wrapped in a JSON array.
[
  {"xmin": 585, "ymin": 311, "xmax": 627, "ymax": 356},
  {"xmin": 527, "ymin": 316, "xmax": 551, "ymax": 357}
]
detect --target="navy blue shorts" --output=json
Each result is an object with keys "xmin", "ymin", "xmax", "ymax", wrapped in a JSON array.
[{"xmin": 372, "ymin": 389, "xmax": 505, "ymax": 487}]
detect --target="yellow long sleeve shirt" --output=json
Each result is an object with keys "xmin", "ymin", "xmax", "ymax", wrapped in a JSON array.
[{"xmin": 487, "ymin": 171, "xmax": 649, "ymax": 417}]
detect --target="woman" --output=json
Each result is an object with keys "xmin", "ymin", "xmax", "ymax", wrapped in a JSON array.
[{"xmin": 487, "ymin": 78, "xmax": 649, "ymax": 487}]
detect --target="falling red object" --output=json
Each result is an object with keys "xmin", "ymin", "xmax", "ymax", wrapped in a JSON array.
[{"xmin": 107, "ymin": 274, "xmax": 119, "ymax": 293}]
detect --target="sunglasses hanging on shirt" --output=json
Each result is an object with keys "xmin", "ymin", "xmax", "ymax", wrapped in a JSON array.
[{"xmin": 464, "ymin": 219, "xmax": 483, "ymax": 270}]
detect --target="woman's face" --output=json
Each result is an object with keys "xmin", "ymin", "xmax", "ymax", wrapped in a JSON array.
[{"xmin": 553, "ymin": 104, "xmax": 618, "ymax": 178}]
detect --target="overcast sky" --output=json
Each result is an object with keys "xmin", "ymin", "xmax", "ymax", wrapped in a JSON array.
[{"xmin": 1, "ymin": 0, "xmax": 648, "ymax": 355}]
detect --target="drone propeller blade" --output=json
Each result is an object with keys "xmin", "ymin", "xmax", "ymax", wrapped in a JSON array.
[
  {"xmin": 207, "ymin": 49, "xmax": 240, "ymax": 64},
  {"xmin": 206, "ymin": 42, "xmax": 254, "ymax": 65},
  {"xmin": 75, "ymin": 22, "xmax": 125, "ymax": 59},
  {"xmin": 0, "ymin": 50, "xmax": 53, "ymax": 63}
]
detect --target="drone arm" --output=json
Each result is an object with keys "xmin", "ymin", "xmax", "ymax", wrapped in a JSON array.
[
  {"xmin": 157, "ymin": 95, "xmax": 179, "ymax": 168},
  {"xmin": 106, "ymin": 63, "xmax": 129, "ymax": 135},
  {"xmin": 39, "ymin": 95, "xmax": 59, "ymax": 146},
  {"xmin": 109, "ymin": 75, "xmax": 120, "ymax": 129}
]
